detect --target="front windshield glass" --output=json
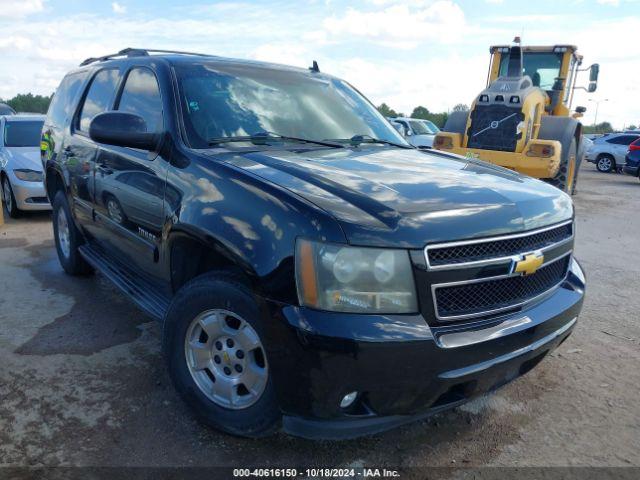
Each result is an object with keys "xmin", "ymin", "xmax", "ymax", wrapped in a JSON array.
[
  {"xmin": 499, "ymin": 52, "xmax": 563, "ymax": 90},
  {"xmin": 3, "ymin": 121, "xmax": 44, "ymax": 147},
  {"xmin": 175, "ymin": 62, "xmax": 408, "ymax": 149}
]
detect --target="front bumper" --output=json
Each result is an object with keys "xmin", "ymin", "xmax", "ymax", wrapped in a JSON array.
[
  {"xmin": 6, "ymin": 171, "xmax": 51, "ymax": 211},
  {"xmin": 265, "ymin": 259, "xmax": 585, "ymax": 439}
]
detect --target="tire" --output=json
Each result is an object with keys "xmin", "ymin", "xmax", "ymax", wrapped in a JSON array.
[
  {"xmin": 52, "ymin": 190, "xmax": 93, "ymax": 276},
  {"xmin": 549, "ymin": 137, "xmax": 578, "ymax": 194},
  {"xmin": 163, "ymin": 271, "xmax": 281, "ymax": 438},
  {"xmin": 104, "ymin": 194, "xmax": 127, "ymax": 225},
  {"xmin": 442, "ymin": 110, "xmax": 469, "ymax": 135},
  {"xmin": 2, "ymin": 175, "xmax": 20, "ymax": 218},
  {"xmin": 596, "ymin": 154, "xmax": 614, "ymax": 173}
]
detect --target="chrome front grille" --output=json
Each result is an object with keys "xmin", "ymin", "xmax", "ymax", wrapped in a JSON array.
[
  {"xmin": 433, "ymin": 254, "xmax": 571, "ymax": 320},
  {"xmin": 425, "ymin": 221, "xmax": 574, "ymax": 322},
  {"xmin": 426, "ymin": 221, "xmax": 573, "ymax": 270}
]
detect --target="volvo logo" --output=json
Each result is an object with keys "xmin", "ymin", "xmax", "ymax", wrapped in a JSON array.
[{"xmin": 490, "ymin": 120, "xmax": 499, "ymax": 129}]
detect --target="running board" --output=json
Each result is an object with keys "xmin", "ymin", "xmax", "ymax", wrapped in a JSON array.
[{"xmin": 79, "ymin": 243, "xmax": 169, "ymax": 322}]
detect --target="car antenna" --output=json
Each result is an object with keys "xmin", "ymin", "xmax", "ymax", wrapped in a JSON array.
[{"xmin": 309, "ymin": 60, "xmax": 320, "ymax": 73}]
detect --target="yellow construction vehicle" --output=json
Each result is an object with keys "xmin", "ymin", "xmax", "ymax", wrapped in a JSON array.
[{"xmin": 434, "ymin": 39, "xmax": 599, "ymax": 194}]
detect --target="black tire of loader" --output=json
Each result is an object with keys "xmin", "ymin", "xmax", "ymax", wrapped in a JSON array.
[{"xmin": 549, "ymin": 137, "xmax": 577, "ymax": 194}]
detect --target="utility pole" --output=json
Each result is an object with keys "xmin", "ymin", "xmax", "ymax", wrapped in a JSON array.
[{"xmin": 589, "ymin": 98, "xmax": 608, "ymax": 132}]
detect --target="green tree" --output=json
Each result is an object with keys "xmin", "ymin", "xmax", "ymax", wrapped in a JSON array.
[
  {"xmin": 410, "ymin": 106, "xmax": 430, "ymax": 119},
  {"xmin": 452, "ymin": 103, "xmax": 469, "ymax": 112},
  {"xmin": 377, "ymin": 103, "xmax": 398, "ymax": 118},
  {"xmin": 583, "ymin": 122, "xmax": 614, "ymax": 134},
  {"xmin": 1, "ymin": 93, "xmax": 53, "ymax": 114},
  {"xmin": 628, "ymin": 124, "xmax": 637, "ymax": 131},
  {"xmin": 410, "ymin": 106, "xmax": 449, "ymax": 128}
]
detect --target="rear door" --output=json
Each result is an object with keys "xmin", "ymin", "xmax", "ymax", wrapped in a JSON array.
[
  {"xmin": 64, "ymin": 68, "xmax": 122, "ymax": 228},
  {"xmin": 91, "ymin": 66, "xmax": 166, "ymax": 281},
  {"xmin": 608, "ymin": 135, "xmax": 639, "ymax": 166}
]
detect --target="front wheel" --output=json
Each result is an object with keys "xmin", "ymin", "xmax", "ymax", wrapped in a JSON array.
[
  {"xmin": 596, "ymin": 155, "xmax": 614, "ymax": 173},
  {"xmin": 2, "ymin": 176, "xmax": 20, "ymax": 218},
  {"xmin": 163, "ymin": 272, "xmax": 281, "ymax": 437},
  {"xmin": 550, "ymin": 138, "xmax": 578, "ymax": 194}
]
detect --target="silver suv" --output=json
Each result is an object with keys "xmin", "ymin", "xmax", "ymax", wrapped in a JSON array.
[{"xmin": 585, "ymin": 133, "xmax": 640, "ymax": 173}]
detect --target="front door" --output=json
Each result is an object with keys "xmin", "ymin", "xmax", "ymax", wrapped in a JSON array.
[{"xmin": 90, "ymin": 67, "xmax": 167, "ymax": 281}]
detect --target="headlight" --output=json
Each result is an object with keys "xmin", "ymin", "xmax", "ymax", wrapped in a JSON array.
[
  {"xmin": 13, "ymin": 169, "xmax": 43, "ymax": 182},
  {"xmin": 295, "ymin": 239, "xmax": 418, "ymax": 314}
]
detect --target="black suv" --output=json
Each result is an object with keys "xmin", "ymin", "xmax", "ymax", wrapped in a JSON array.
[{"xmin": 41, "ymin": 48, "xmax": 585, "ymax": 439}]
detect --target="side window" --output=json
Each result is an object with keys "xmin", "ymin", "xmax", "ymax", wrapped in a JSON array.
[
  {"xmin": 117, "ymin": 68, "xmax": 163, "ymax": 133},
  {"xmin": 46, "ymin": 72, "xmax": 88, "ymax": 127},
  {"xmin": 78, "ymin": 69, "xmax": 120, "ymax": 132},
  {"xmin": 608, "ymin": 135, "xmax": 637, "ymax": 145}
]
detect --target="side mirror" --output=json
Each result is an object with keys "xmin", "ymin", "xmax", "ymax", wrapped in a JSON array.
[
  {"xmin": 575, "ymin": 106, "xmax": 587, "ymax": 114},
  {"xmin": 89, "ymin": 112, "xmax": 160, "ymax": 151},
  {"xmin": 589, "ymin": 63, "xmax": 600, "ymax": 82}
]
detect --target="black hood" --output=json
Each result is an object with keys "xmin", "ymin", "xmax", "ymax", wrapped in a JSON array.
[{"xmin": 217, "ymin": 147, "xmax": 573, "ymax": 248}]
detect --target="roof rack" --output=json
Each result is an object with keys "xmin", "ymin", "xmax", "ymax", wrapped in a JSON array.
[{"xmin": 79, "ymin": 48, "xmax": 211, "ymax": 66}]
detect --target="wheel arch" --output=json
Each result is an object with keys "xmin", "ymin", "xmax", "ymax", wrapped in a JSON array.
[
  {"xmin": 45, "ymin": 165, "xmax": 65, "ymax": 203},
  {"xmin": 166, "ymin": 226, "xmax": 259, "ymax": 295}
]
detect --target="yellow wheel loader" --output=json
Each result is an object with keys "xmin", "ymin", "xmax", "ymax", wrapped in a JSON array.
[{"xmin": 434, "ymin": 40, "xmax": 600, "ymax": 194}]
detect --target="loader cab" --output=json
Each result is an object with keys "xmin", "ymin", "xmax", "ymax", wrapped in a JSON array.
[{"xmin": 488, "ymin": 45, "xmax": 583, "ymax": 117}]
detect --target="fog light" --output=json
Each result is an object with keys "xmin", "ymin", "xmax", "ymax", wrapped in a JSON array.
[{"xmin": 340, "ymin": 391, "xmax": 358, "ymax": 408}]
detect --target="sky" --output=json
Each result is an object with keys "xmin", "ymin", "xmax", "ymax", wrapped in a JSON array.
[{"xmin": 0, "ymin": 0, "xmax": 638, "ymax": 128}]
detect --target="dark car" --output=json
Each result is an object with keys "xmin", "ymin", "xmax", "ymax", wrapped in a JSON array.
[
  {"xmin": 42, "ymin": 48, "xmax": 585, "ymax": 439},
  {"xmin": 623, "ymin": 138, "xmax": 640, "ymax": 180}
]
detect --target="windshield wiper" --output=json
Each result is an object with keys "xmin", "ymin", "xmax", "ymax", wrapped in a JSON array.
[
  {"xmin": 208, "ymin": 132, "xmax": 343, "ymax": 148},
  {"xmin": 327, "ymin": 134, "xmax": 414, "ymax": 149}
]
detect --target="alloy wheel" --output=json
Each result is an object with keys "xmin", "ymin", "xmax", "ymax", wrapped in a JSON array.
[
  {"xmin": 56, "ymin": 207, "xmax": 71, "ymax": 259},
  {"xmin": 597, "ymin": 157, "xmax": 612, "ymax": 172},
  {"xmin": 184, "ymin": 309, "xmax": 268, "ymax": 410}
]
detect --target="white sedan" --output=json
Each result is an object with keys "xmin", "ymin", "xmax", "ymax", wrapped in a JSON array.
[{"xmin": 0, "ymin": 114, "xmax": 50, "ymax": 218}]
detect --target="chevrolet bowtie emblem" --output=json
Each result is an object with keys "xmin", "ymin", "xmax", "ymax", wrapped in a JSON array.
[{"xmin": 514, "ymin": 252, "xmax": 544, "ymax": 276}]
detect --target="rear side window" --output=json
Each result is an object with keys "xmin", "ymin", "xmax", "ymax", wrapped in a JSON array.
[
  {"xmin": 607, "ymin": 135, "xmax": 639, "ymax": 145},
  {"xmin": 78, "ymin": 69, "xmax": 120, "ymax": 132},
  {"xmin": 47, "ymin": 72, "xmax": 88, "ymax": 127},
  {"xmin": 116, "ymin": 68, "xmax": 163, "ymax": 133}
]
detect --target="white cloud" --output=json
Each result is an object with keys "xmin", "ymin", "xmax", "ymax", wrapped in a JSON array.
[
  {"xmin": 111, "ymin": 2, "xmax": 126, "ymax": 14},
  {"xmin": 323, "ymin": 1, "xmax": 466, "ymax": 45},
  {"xmin": 597, "ymin": 0, "xmax": 619, "ymax": 4},
  {"xmin": 0, "ymin": 0, "xmax": 44, "ymax": 18},
  {"xmin": 0, "ymin": 0, "xmax": 638, "ymax": 128}
]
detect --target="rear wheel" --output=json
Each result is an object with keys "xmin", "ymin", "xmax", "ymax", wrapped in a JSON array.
[
  {"xmin": 550, "ymin": 138, "xmax": 578, "ymax": 194},
  {"xmin": 52, "ymin": 190, "xmax": 93, "ymax": 275},
  {"xmin": 2, "ymin": 175, "xmax": 20, "ymax": 218},
  {"xmin": 163, "ymin": 272, "xmax": 280, "ymax": 437},
  {"xmin": 596, "ymin": 154, "xmax": 614, "ymax": 173}
]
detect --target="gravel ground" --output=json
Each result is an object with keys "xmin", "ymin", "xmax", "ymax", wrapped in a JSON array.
[{"xmin": 0, "ymin": 162, "xmax": 639, "ymax": 471}]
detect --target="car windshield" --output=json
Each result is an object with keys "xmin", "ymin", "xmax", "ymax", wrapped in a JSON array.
[
  {"xmin": 175, "ymin": 62, "xmax": 408, "ymax": 149},
  {"xmin": 499, "ymin": 51, "xmax": 563, "ymax": 90},
  {"xmin": 3, "ymin": 120, "xmax": 44, "ymax": 147},
  {"xmin": 409, "ymin": 120, "xmax": 436, "ymax": 135}
]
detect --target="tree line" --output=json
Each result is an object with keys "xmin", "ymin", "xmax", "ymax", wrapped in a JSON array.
[
  {"xmin": 0, "ymin": 93, "xmax": 53, "ymax": 114},
  {"xmin": 376, "ymin": 103, "xmax": 469, "ymax": 128}
]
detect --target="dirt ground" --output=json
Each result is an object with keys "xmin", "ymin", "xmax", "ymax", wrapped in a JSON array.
[{"xmin": 0, "ymin": 162, "xmax": 639, "ymax": 470}]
